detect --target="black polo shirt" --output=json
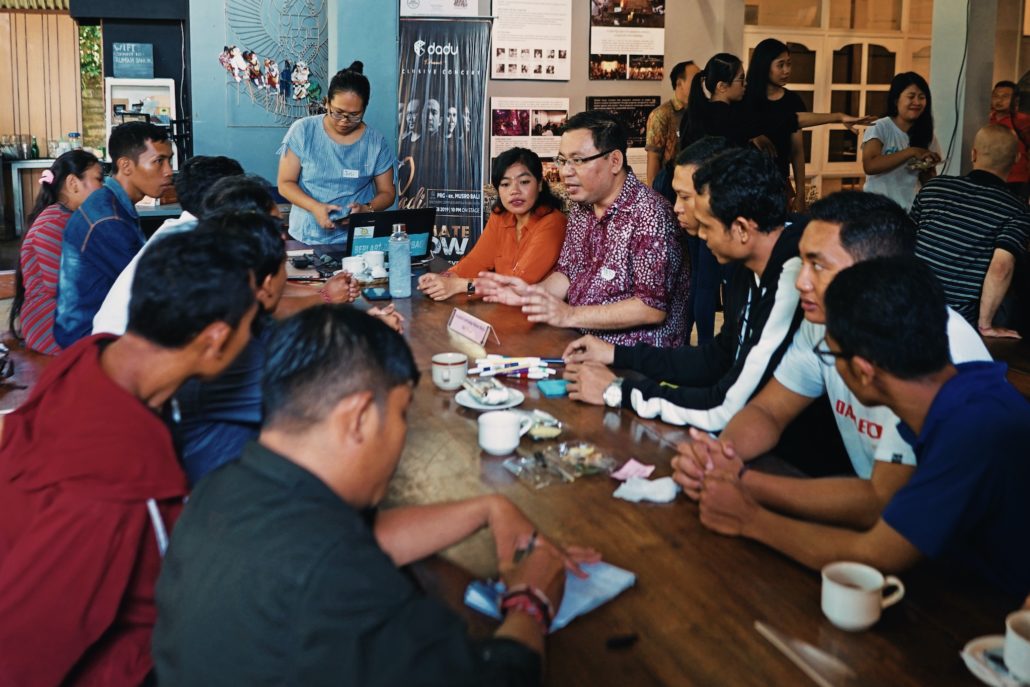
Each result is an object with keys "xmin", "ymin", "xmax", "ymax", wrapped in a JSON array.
[{"xmin": 153, "ymin": 441, "xmax": 540, "ymax": 686}]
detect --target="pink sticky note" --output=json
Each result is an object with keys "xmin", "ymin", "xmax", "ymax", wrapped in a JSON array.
[{"xmin": 611, "ymin": 458, "xmax": 656, "ymax": 481}]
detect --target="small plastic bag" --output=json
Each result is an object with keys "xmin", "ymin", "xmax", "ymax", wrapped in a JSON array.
[{"xmin": 502, "ymin": 452, "xmax": 557, "ymax": 489}]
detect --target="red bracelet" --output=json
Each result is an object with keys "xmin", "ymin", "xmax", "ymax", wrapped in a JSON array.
[
  {"xmin": 501, "ymin": 591, "xmax": 550, "ymax": 633},
  {"xmin": 503, "ymin": 585, "xmax": 554, "ymax": 624}
]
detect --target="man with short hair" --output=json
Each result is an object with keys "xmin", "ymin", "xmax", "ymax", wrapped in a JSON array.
[
  {"xmin": 478, "ymin": 110, "xmax": 689, "ymax": 347},
  {"xmin": 0, "ymin": 230, "xmax": 258, "ymax": 686},
  {"xmin": 56, "ymin": 121, "xmax": 175, "ymax": 347},
  {"xmin": 913, "ymin": 124, "xmax": 1030, "ymax": 338},
  {"xmin": 673, "ymin": 191, "xmax": 990, "ymax": 527},
  {"xmin": 989, "ymin": 80, "xmax": 1030, "ymax": 200},
  {"xmin": 695, "ymin": 257, "xmax": 1030, "ymax": 600},
  {"xmin": 154, "ymin": 307, "xmax": 597, "ymax": 685},
  {"xmin": 424, "ymin": 98, "xmax": 442, "ymax": 137},
  {"xmin": 645, "ymin": 60, "xmax": 700, "ymax": 184},
  {"xmin": 446, "ymin": 104, "xmax": 460, "ymax": 139},
  {"xmin": 562, "ymin": 145, "xmax": 803, "ymax": 432}
]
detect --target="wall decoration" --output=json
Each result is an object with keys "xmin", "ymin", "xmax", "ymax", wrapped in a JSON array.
[
  {"xmin": 490, "ymin": 97, "xmax": 568, "ymax": 184},
  {"xmin": 589, "ymin": 0, "xmax": 665, "ymax": 81},
  {"xmin": 491, "ymin": 0, "xmax": 571, "ymax": 82},
  {"xmin": 221, "ymin": 0, "xmax": 328, "ymax": 126},
  {"xmin": 398, "ymin": 18, "xmax": 491, "ymax": 260},
  {"xmin": 400, "ymin": 0, "xmax": 478, "ymax": 17},
  {"xmin": 586, "ymin": 95, "xmax": 659, "ymax": 177}
]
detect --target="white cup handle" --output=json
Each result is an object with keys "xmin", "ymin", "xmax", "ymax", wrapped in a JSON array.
[
  {"xmin": 518, "ymin": 416, "xmax": 533, "ymax": 436},
  {"xmin": 441, "ymin": 368, "xmax": 451, "ymax": 383},
  {"xmin": 881, "ymin": 575, "xmax": 905, "ymax": 609}
]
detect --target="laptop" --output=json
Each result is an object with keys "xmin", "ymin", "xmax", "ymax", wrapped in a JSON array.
[{"xmin": 316, "ymin": 208, "xmax": 435, "ymax": 262}]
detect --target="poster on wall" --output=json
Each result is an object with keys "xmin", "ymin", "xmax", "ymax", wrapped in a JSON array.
[
  {"xmin": 401, "ymin": 0, "xmax": 479, "ymax": 17},
  {"xmin": 398, "ymin": 18, "xmax": 491, "ymax": 260},
  {"xmin": 589, "ymin": 0, "xmax": 665, "ymax": 81},
  {"xmin": 490, "ymin": 97, "xmax": 568, "ymax": 185},
  {"xmin": 491, "ymin": 0, "xmax": 571, "ymax": 81},
  {"xmin": 586, "ymin": 95, "xmax": 659, "ymax": 177}
]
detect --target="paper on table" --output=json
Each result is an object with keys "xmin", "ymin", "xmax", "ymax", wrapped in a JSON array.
[
  {"xmin": 463, "ymin": 561, "xmax": 636, "ymax": 632},
  {"xmin": 611, "ymin": 458, "xmax": 656, "ymax": 481},
  {"xmin": 612, "ymin": 476, "xmax": 680, "ymax": 503}
]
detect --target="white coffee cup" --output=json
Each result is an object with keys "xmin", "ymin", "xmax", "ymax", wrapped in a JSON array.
[
  {"xmin": 478, "ymin": 410, "xmax": 532, "ymax": 456},
  {"xmin": 364, "ymin": 250, "xmax": 385, "ymax": 269},
  {"xmin": 370, "ymin": 266, "xmax": 388, "ymax": 279},
  {"xmin": 1005, "ymin": 609, "xmax": 1030, "ymax": 682},
  {"xmin": 820, "ymin": 561, "xmax": 905, "ymax": 631},
  {"xmin": 431, "ymin": 352, "xmax": 468, "ymax": 391},
  {"xmin": 341, "ymin": 255, "xmax": 365, "ymax": 274}
]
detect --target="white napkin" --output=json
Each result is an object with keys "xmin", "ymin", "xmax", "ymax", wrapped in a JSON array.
[{"xmin": 612, "ymin": 476, "xmax": 680, "ymax": 503}]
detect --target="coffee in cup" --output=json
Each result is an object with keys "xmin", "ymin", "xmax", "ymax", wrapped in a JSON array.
[
  {"xmin": 478, "ymin": 410, "xmax": 531, "ymax": 456},
  {"xmin": 820, "ymin": 561, "xmax": 905, "ymax": 631},
  {"xmin": 1005, "ymin": 609, "xmax": 1030, "ymax": 682},
  {"xmin": 431, "ymin": 352, "xmax": 468, "ymax": 391}
]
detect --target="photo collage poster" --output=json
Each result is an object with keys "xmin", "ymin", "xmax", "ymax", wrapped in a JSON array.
[
  {"xmin": 585, "ymin": 95, "xmax": 660, "ymax": 177},
  {"xmin": 490, "ymin": 97, "xmax": 569, "ymax": 186},
  {"xmin": 589, "ymin": 0, "xmax": 665, "ymax": 81},
  {"xmin": 398, "ymin": 18, "xmax": 491, "ymax": 259},
  {"xmin": 491, "ymin": 0, "xmax": 572, "ymax": 81}
]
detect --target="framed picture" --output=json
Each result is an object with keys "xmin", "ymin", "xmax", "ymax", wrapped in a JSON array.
[{"xmin": 104, "ymin": 77, "xmax": 178, "ymax": 168}]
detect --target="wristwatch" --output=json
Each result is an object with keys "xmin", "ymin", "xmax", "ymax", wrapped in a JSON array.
[
  {"xmin": 603, "ymin": 377, "xmax": 624, "ymax": 408},
  {"xmin": 467, "ymin": 280, "xmax": 476, "ymax": 296}
]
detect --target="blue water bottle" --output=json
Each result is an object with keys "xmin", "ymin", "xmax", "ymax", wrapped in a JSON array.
[{"xmin": 388, "ymin": 223, "xmax": 411, "ymax": 298}]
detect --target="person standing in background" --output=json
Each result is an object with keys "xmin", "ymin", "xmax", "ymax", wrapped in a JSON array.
[
  {"xmin": 645, "ymin": 60, "xmax": 700, "ymax": 184},
  {"xmin": 989, "ymin": 80, "xmax": 1030, "ymax": 202}
]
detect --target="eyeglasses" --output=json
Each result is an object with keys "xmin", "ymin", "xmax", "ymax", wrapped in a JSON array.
[
  {"xmin": 812, "ymin": 336, "xmax": 851, "ymax": 366},
  {"xmin": 554, "ymin": 149, "xmax": 616, "ymax": 169},
  {"xmin": 327, "ymin": 108, "xmax": 364, "ymax": 122}
]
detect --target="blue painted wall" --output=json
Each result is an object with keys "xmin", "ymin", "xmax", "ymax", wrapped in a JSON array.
[{"xmin": 189, "ymin": 1, "xmax": 399, "ymax": 185}]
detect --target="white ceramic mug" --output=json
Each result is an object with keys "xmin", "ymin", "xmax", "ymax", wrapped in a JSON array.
[
  {"xmin": 1005, "ymin": 609, "xmax": 1030, "ymax": 682},
  {"xmin": 478, "ymin": 411, "xmax": 532, "ymax": 456},
  {"xmin": 820, "ymin": 561, "xmax": 905, "ymax": 631},
  {"xmin": 341, "ymin": 255, "xmax": 366, "ymax": 274},
  {"xmin": 431, "ymin": 352, "xmax": 468, "ymax": 391},
  {"xmin": 364, "ymin": 250, "xmax": 385, "ymax": 269}
]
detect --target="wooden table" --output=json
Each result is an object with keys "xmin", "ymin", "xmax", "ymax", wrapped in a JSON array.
[{"xmin": 386, "ymin": 289, "xmax": 1013, "ymax": 687}]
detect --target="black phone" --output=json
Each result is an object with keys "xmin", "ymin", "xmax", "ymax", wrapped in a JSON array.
[{"xmin": 363, "ymin": 287, "xmax": 391, "ymax": 301}]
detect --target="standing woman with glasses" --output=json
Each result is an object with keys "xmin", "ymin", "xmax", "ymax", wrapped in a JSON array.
[
  {"xmin": 277, "ymin": 61, "xmax": 396, "ymax": 245},
  {"xmin": 680, "ymin": 53, "xmax": 761, "ymax": 150}
]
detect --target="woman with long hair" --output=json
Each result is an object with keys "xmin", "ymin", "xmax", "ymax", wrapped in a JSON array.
[
  {"xmin": 680, "ymin": 53, "xmax": 755, "ymax": 149},
  {"xmin": 277, "ymin": 61, "xmax": 395, "ymax": 245},
  {"xmin": 10, "ymin": 150, "xmax": 103, "ymax": 354},
  {"xmin": 862, "ymin": 71, "xmax": 940, "ymax": 210},
  {"xmin": 417, "ymin": 147, "xmax": 566, "ymax": 301}
]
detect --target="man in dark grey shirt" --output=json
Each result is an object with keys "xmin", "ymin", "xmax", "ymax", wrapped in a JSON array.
[{"xmin": 154, "ymin": 307, "xmax": 594, "ymax": 686}]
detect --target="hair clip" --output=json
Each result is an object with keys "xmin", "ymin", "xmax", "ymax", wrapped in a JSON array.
[{"xmin": 39, "ymin": 170, "xmax": 55, "ymax": 185}]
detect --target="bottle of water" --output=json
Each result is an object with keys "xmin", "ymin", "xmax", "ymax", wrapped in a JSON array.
[{"xmin": 388, "ymin": 223, "xmax": 411, "ymax": 298}]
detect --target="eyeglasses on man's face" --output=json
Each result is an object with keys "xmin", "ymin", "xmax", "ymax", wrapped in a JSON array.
[
  {"xmin": 327, "ymin": 108, "xmax": 364, "ymax": 122},
  {"xmin": 554, "ymin": 148, "xmax": 615, "ymax": 170},
  {"xmin": 813, "ymin": 336, "xmax": 852, "ymax": 366}
]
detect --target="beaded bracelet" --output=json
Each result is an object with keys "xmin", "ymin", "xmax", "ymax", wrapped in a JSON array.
[
  {"xmin": 501, "ymin": 592, "xmax": 549, "ymax": 633},
  {"xmin": 502, "ymin": 585, "xmax": 555, "ymax": 627}
]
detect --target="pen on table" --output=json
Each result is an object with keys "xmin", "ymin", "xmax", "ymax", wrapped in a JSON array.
[{"xmin": 513, "ymin": 530, "xmax": 538, "ymax": 563}]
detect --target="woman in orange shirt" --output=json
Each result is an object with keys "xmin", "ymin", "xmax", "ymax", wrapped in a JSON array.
[{"xmin": 418, "ymin": 147, "xmax": 566, "ymax": 300}]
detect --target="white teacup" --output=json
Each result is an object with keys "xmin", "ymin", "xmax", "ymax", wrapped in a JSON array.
[
  {"xmin": 1005, "ymin": 610, "xmax": 1030, "ymax": 682},
  {"xmin": 370, "ymin": 266, "xmax": 388, "ymax": 279},
  {"xmin": 341, "ymin": 255, "xmax": 366, "ymax": 274},
  {"xmin": 821, "ymin": 561, "xmax": 905, "ymax": 631},
  {"xmin": 364, "ymin": 250, "xmax": 385, "ymax": 269},
  {"xmin": 478, "ymin": 410, "xmax": 532, "ymax": 456},
  {"xmin": 431, "ymin": 352, "xmax": 468, "ymax": 391}
]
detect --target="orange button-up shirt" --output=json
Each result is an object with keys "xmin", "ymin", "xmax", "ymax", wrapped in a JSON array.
[{"xmin": 450, "ymin": 205, "xmax": 567, "ymax": 284}]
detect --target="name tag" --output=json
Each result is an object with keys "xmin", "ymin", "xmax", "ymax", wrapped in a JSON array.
[
  {"xmin": 341, "ymin": 169, "xmax": 359, "ymax": 179},
  {"xmin": 600, "ymin": 267, "xmax": 616, "ymax": 281}
]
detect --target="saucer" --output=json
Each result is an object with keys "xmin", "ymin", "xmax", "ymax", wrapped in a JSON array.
[
  {"xmin": 455, "ymin": 388, "xmax": 525, "ymax": 411},
  {"xmin": 961, "ymin": 635, "xmax": 1023, "ymax": 687}
]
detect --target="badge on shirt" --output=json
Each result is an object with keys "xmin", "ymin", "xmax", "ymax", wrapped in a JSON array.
[
  {"xmin": 341, "ymin": 169, "xmax": 360, "ymax": 179},
  {"xmin": 600, "ymin": 267, "xmax": 616, "ymax": 281}
]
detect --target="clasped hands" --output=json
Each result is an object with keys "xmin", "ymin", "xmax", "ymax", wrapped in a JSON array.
[
  {"xmin": 475, "ymin": 273, "xmax": 575, "ymax": 328},
  {"xmin": 671, "ymin": 428, "xmax": 760, "ymax": 538}
]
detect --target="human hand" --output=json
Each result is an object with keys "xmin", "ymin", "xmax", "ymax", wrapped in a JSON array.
[
  {"xmin": 790, "ymin": 190, "xmax": 806, "ymax": 214},
  {"xmin": 489, "ymin": 496, "xmax": 599, "ymax": 580},
  {"xmin": 750, "ymin": 135, "xmax": 777, "ymax": 157},
  {"xmin": 347, "ymin": 200, "xmax": 374, "ymax": 214},
  {"xmin": 978, "ymin": 324, "xmax": 1022, "ymax": 339},
  {"xmin": 562, "ymin": 334, "xmax": 615, "ymax": 365},
  {"xmin": 312, "ymin": 202, "xmax": 344, "ymax": 229},
  {"xmin": 476, "ymin": 272, "xmax": 533, "ymax": 306},
  {"xmin": 368, "ymin": 303, "xmax": 405, "ymax": 333},
  {"xmin": 321, "ymin": 271, "xmax": 361, "ymax": 303},
  {"xmin": 670, "ymin": 428, "xmax": 745, "ymax": 500},
  {"xmin": 563, "ymin": 362, "xmax": 615, "ymax": 406},
  {"xmin": 417, "ymin": 273, "xmax": 465, "ymax": 301},
  {"xmin": 841, "ymin": 114, "xmax": 876, "ymax": 133},
  {"xmin": 699, "ymin": 472, "xmax": 760, "ymax": 537},
  {"xmin": 520, "ymin": 286, "xmax": 574, "ymax": 327}
]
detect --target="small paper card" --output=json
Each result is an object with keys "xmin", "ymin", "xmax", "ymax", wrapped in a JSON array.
[
  {"xmin": 611, "ymin": 459, "xmax": 655, "ymax": 481},
  {"xmin": 448, "ymin": 308, "xmax": 500, "ymax": 347}
]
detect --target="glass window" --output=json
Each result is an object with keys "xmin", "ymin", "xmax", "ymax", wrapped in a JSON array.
[
  {"xmin": 830, "ymin": 0, "xmax": 902, "ymax": 31},
  {"xmin": 828, "ymin": 130, "xmax": 859, "ymax": 163},
  {"xmin": 821, "ymin": 176, "xmax": 865, "ymax": 197},
  {"xmin": 745, "ymin": 0, "xmax": 821, "ymax": 28},
  {"xmin": 832, "ymin": 44, "xmax": 862, "ymax": 84},
  {"xmin": 803, "ymin": 130, "xmax": 812, "ymax": 164},
  {"xmin": 831, "ymin": 90, "xmax": 860, "ymax": 116},
  {"xmin": 867, "ymin": 45, "xmax": 897, "ymax": 84},
  {"xmin": 795, "ymin": 90, "xmax": 814, "ymax": 111},
  {"xmin": 865, "ymin": 91, "xmax": 889, "ymax": 117},
  {"xmin": 787, "ymin": 42, "xmax": 816, "ymax": 84}
]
